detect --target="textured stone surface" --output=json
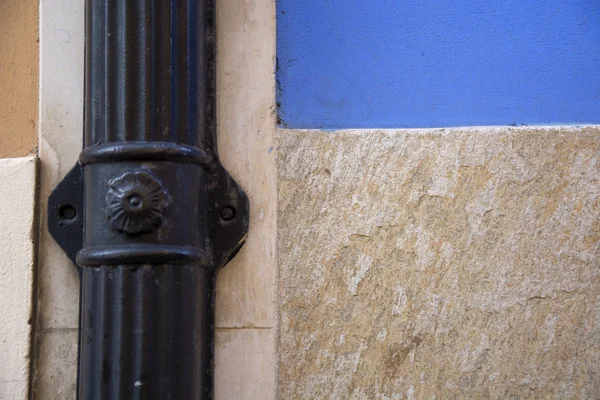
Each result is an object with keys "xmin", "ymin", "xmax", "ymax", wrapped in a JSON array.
[{"xmin": 278, "ymin": 127, "xmax": 600, "ymax": 399}]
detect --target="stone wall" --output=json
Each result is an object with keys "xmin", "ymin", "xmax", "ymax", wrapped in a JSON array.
[{"xmin": 278, "ymin": 127, "xmax": 600, "ymax": 398}]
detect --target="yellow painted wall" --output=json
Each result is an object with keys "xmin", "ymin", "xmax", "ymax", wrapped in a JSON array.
[{"xmin": 0, "ymin": 0, "xmax": 38, "ymax": 157}]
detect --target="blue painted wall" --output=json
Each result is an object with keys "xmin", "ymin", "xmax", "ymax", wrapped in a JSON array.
[{"xmin": 277, "ymin": 1, "xmax": 600, "ymax": 128}]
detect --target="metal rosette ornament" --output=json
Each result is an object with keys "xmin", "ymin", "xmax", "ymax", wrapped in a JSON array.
[{"xmin": 105, "ymin": 170, "xmax": 169, "ymax": 235}]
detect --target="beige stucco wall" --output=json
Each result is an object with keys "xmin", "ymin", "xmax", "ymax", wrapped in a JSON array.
[
  {"xmin": 0, "ymin": 157, "xmax": 38, "ymax": 399},
  {"xmin": 0, "ymin": 0, "xmax": 38, "ymax": 158},
  {"xmin": 278, "ymin": 127, "xmax": 600, "ymax": 398}
]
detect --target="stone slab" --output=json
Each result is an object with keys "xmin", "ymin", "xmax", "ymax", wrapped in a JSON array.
[
  {"xmin": 215, "ymin": 328, "xmax": 277, "ymax": 399},
  {"xmin": 278, "ymin": 127, "xmax": 600, "ymax": 399},
  {"xmin": 215, "ymin": 0, "xmax": 277, "ymax": 329},
  {"xmin": 33, "ymin": 329, "xmax": 78, "ymax": 400}
]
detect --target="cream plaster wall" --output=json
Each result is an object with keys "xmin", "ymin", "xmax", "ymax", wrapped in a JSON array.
[{"xmin": 0, "ymin": 157, "xmax": 38, "ymax": 399}]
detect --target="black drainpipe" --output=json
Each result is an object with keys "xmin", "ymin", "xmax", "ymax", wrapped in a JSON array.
[{"xmin": 47, "ymin": 1, "xmax": 249, "ymax": 398}]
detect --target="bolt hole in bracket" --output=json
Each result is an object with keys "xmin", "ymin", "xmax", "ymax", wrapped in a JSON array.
[{"xmin": 48, "ymin": 164, "xmax": 84, "ymax": 272}]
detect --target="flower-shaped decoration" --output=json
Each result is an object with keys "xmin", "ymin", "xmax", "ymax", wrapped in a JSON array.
[{"xmin": 105, "ymin": 170, "xmax": 169, "ymax": 235}]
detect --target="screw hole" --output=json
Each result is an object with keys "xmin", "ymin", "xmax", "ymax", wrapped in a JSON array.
[
  {"xmin": 220, "ymin": 206, "xmax": 236, "ymax": 221},
  {"xmin": 59, "ymin": 204, "xmax": 76, "ymax": 221}
]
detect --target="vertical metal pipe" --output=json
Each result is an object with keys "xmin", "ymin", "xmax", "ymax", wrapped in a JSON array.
[
  {"xmin": 47, "ymin": 0, "xmax": 249, "ymax": 398},
  {"xmin": 78, "ymin": 266, "xmax": 216, "ymax": 398}
]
